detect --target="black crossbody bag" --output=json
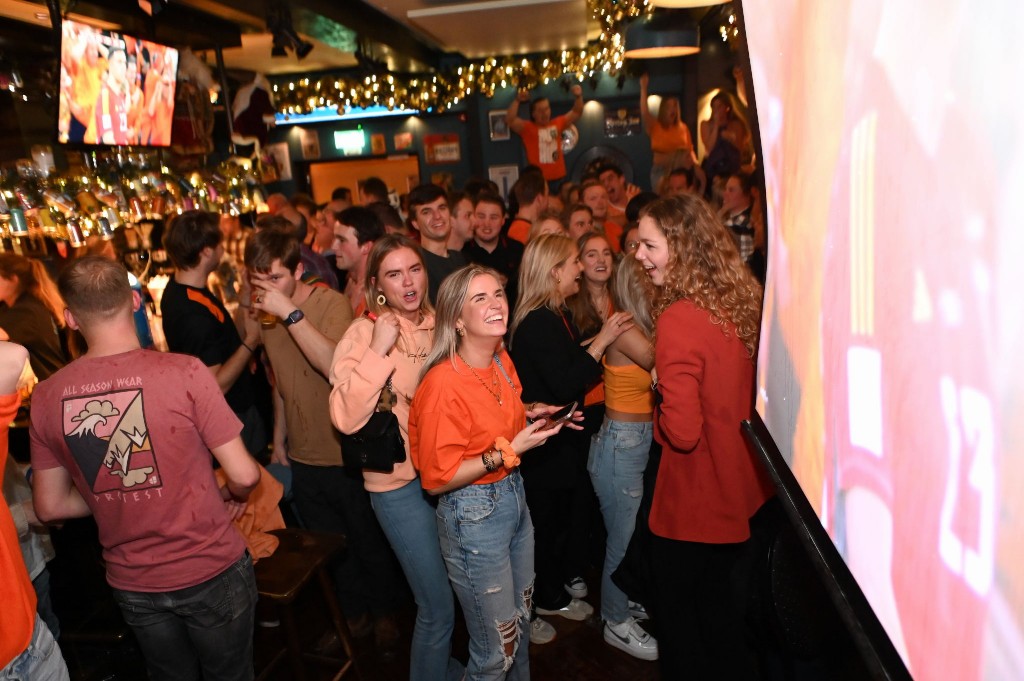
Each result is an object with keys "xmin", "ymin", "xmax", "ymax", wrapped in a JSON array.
[{"xmin": 339, "ymin": 376, "xmax": 406, "ymax": 473}]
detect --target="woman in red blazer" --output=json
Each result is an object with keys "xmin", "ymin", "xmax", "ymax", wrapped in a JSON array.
[{"xmin": 634, "ymin": 195, "xmax": 774, "ymax": 679}]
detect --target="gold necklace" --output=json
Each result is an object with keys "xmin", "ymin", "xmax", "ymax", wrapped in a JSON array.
[{"xmin": 458, "ymin": 352, "xmax": 503, "ymax": 405}]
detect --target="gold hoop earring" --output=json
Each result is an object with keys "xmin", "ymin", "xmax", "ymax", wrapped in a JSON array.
[{"xmin": 376, "ymin": 292, "xmax": 387, "ymax": 306}]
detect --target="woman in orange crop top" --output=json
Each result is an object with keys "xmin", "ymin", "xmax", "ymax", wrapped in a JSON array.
[
  {"xmin": 586, "ymin": 256, "xmax": 659, "ymax": 660},
  {"xmin": 409, "ymin": 265, "xmax": 564, "ymax": 680},
  {"xmin": 640, "ymin": 74, "xmax": 701, "ymax": 196}
]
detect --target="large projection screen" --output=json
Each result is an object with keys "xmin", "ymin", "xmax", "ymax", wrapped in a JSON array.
[{"xmin": 745, "ymin": 1, "xmax": 1024, "ymax": 679}]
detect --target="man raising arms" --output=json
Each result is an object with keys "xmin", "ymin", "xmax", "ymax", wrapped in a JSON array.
[{"xmin": 506, "ymin": 85, "xmax": 584, "ymax": 184}]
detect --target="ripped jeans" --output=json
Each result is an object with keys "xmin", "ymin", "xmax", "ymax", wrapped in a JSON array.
[
  {"xmin": 437, "ymin": 470, "xmax": 534, "ymax": 681},
  {"xmin": 588, "ymin": 418, "xmax": 652, "ymax": 624}
]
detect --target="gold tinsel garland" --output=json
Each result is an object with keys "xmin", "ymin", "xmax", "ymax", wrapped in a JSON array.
[{"xmin": 271, "ymin": 0, "xmax": 651, "ymax": 118}]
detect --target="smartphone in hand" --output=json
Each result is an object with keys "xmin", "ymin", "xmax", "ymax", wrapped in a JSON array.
[{"xmin": 548, "ymin": 401, "xmax": 578, "ymax": 424}]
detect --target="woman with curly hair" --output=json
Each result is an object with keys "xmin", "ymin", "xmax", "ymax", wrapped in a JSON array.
[{"xmin": 634, "ymin": 195, "xmax": 774, "ymax": 679}]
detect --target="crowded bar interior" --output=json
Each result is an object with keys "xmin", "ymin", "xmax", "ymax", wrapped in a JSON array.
[{"xmin": 0, "ymin": 0, "xmax": 1021, "ymax": 679}]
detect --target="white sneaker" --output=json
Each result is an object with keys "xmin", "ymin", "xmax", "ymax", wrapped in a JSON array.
[
  {"xmin": 604, "ymin": 618, "xmax": 658, "ymax": 661},
  {"xmin": 564, "ymin": 576, "xmax": 589, "ymax": 599},
  {"xmin": 530, "ymin": 617, "xmax": 557, "ymax": 645},
  {"xmin": 628, "ymin": 600, "xmax": 650, "ymax": 621},
  {"xmin": 536, "ymin": 598, "xmax": 594, "ymax": 621}
]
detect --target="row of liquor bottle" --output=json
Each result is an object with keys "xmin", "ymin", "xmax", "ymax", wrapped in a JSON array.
[{"xmin": 0, "ymin": 154, "xmax": 269, "ymax": 247}]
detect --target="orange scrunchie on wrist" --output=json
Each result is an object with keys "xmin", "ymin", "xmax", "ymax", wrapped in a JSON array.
[{"xmin": 495, "ymin": 436, "xmax": 519, "ymax": 469}]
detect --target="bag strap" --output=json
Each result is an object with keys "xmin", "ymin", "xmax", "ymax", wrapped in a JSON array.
[{"xmin": 377, "ymin": 375, "xmax": 397, "ymax": 412}]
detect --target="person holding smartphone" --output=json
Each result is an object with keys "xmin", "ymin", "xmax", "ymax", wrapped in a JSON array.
[
  {"xmin": 508, "ymin": 234, "xmax": 633, "ymax": 642},
  {"xmin": 409, "ymin": 265, "xmax": 563, "ymax": 679}
]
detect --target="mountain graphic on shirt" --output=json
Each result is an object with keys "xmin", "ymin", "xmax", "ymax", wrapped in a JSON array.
[{"xmin": 63, "ymin": 389, "xmax": 162, "ymax": 494}]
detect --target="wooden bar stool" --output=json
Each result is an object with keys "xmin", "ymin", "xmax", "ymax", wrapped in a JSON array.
[{"xmin": 254, "ymin": 528, "xmax": 359, "ymax": 680}]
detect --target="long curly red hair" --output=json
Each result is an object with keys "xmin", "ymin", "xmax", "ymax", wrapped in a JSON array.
[{"xmin": 639, "ymin": 195, "xmax": 763, "ymax": 358}]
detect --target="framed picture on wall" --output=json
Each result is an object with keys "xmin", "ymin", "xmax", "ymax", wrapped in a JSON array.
[
  {"xmin": 394, "ymin": 132, "xmax": 413, "ymax": 151},
  {"xmin": 299, "ymin": 128, "xmax": 321, "ymax": 159},
  {"xmin": 488, "ymin": 164, "xmax": 519, "ymax": 200},
  {"xmin": 489, "ymin": 110, "xmax": 510, "ymax": 141},
  {"xmin": 424, "ymin": 133, "xmax": 461, "ymax": 164},
  {"xmin": 265, "ymin": 142, "xmax": 292, "ymax": 182},
  {"xmin": 604, "ymin": 106, "xmax": 642, "ymax": 138}
]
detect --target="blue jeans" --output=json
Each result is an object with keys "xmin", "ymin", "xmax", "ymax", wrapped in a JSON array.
[
  {"xmin": 1, "ymin": 614, "xmax": 68, "ymax": 680},
  {"xmin": 437, "ymin": 470, "xmax": 534, "ymax": 681},
  {"xmin": 111, "ymin": 552, "xmax": 257, "ymax": 681},
  {"xmin": 588, "ymin": 418, "xmax": 652, "ymax": 624},
  {"xmin": 33, "ymin": 568, "xmax": 60, "ymax": 641},
  {"xmin": 371, "ymin": 481, "xmax": 464, "ymax": 681}
]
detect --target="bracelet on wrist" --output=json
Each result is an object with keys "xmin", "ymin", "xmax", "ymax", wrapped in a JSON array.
[
  {"xmin": 482, "ymin": 448, "xmax": 501, "ymax": 473},
  {"xmin": 495, "ymin": 437, "xmax": 519, "ymax": 469},
  {"xmin": 241, "ymin": 342, "xmax": 255, "ymax": 354}
]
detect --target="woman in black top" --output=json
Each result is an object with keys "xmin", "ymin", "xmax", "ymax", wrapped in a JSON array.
[
  {"xmin": 0, "ymin": 254, "xmax": 68, "ymax": 381},
  {"xmin": 508, "ymin": 234, "xmax": 632, "ymax": 640}
]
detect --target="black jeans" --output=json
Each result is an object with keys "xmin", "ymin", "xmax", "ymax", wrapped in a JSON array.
[
  {"xmin": 289, "ymin": 460, "xmax": 406, "ymax": 618},
  {"xmin": 523, "ymin": 485, "xmax": 573, "ymax": 611},
  {"xmin": 112, "ymin": 552, "xmax": 257, "ymax": 681},
  {"xmin": 648, "ymin": 535, "xmax": 760, "ymax": 680}
]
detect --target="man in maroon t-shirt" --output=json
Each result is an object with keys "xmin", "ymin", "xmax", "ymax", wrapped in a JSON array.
[{"xmin": 30, "ymin": 257, "xmax": 261, "ymax": 681}]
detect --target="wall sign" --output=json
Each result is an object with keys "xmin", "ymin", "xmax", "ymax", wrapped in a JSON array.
[
  {"xmin": 604, "ymin": 107, "xmax": 642, "ymax": 138},
  {"xmin": 424, "ymin": 133, "xmax": 461, "ymax": 164}
]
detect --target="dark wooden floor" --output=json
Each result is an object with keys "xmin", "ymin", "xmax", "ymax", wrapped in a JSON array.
[
  {"xmin": 250, "ymin": 580, "xmax": 661, "ymax": 681},
  {"xmin": 50, "ymin": 515, "xmax": 659, "ymax": 681},
  {"xmin": 47, "ymin": 511, "xmax": 871, "ymax": 681}
]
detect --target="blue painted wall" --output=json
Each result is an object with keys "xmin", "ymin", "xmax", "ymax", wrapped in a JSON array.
[{"xmin": 263, "ymin": 49, "xmax": 736, "ymax": 196}]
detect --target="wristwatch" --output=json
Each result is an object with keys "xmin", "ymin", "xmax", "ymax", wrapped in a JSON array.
[{"xmin": 283, "ymin": 309, "xmax": 305, "ymax": 327}]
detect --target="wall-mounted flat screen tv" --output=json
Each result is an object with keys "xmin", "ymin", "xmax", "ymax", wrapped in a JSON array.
[{"xmin": 58, "ymin": 19, "xmax": 179, "ymax": 147}]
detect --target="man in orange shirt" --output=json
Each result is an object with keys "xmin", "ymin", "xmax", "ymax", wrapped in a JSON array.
[
  {"xmin": 507, "ymin": 172, "xmax": 548, "ymax": 244},
  {"xmin": 506, "ymin": 85, "xmax": 584, "ymax": 183},
  {"xmin": 93, "ymin": 47, "xmax": 131, "ymax": 146},
  {"xmin": 0, "ymin": 341, "xmax": 68, "ymax": 680}
]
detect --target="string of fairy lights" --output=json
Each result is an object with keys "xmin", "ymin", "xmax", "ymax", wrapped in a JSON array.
[{"xmin": 270, "ymin": 0, "xmax": 653, "ymax": 118}]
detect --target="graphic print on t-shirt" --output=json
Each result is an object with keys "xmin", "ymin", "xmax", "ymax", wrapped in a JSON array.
[
  {"xmin": 62, "ymin": 388, "xmax": 161, "ymax": 493},
  {"xmin": 538, "ymin": 125, "xmax": 560, "ymax": 164}
]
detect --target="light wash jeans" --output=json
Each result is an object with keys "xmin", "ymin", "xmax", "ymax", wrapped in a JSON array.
[
  {"xmin": 588, "ymin": 418, "xmax": 652, "ymax": 624},
  {"xmin": 1, "ymin": 614, "xmax": 68, "ymax": 681},
  {"xmin": 371, "ymin": 480, "xmax": 465, "ymax": 681},
  {"xmin": 437, "ymin": 470, "xmax": 534, "ymax": 681}
]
